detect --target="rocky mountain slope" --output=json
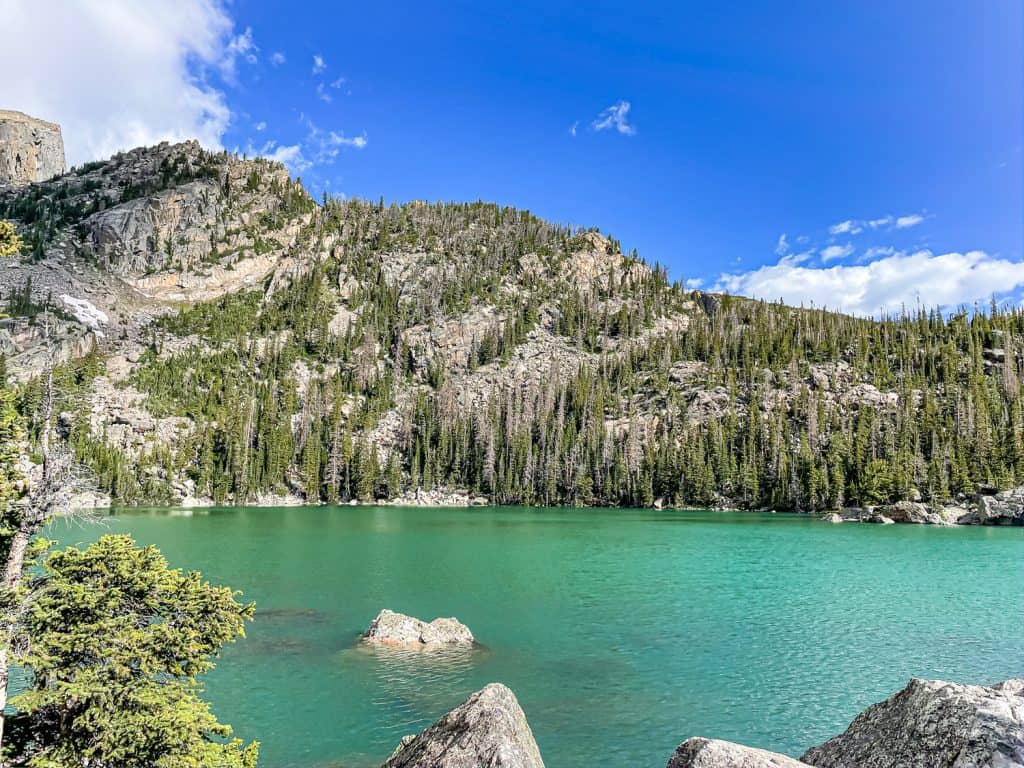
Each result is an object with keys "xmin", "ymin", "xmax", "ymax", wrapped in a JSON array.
[{"xmin": 1, "ymin": 134, "xmax": 1023, "ymax": 521}]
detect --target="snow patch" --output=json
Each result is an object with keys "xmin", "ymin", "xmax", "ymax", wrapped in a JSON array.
[{"xmin": 60, "ymin": 294, "xmax": 108, "ymax": 338}]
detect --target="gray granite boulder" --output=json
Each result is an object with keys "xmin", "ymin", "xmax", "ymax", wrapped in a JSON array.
[
  {"xmin": 381, "ymin": 683, "xmax": 544, "ymax": 768},
  {"xmin": 801, "ymin": 678, "xmax": 1024, "ymax": 767},
  {"xmin": 362, "ymin": 609, "xmax": 474, "ymax": 647},
  {"xmin": 666, "ymin": 738, "xmax": 810, "ymax": 767},
  {"xmin": 975, "ymin": 487, "xmax": 1024, "ymax": 525}
]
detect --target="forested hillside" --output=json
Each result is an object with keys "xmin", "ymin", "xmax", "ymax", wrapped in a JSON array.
[{"xmin": 2, "ymin": 141, "xmax": 1022, "ymax": 513}]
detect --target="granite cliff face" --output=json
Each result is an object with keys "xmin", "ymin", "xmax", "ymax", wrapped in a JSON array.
[{"xmin": 0, "ymin": 110, "xmax": 66, "ymax": 185}]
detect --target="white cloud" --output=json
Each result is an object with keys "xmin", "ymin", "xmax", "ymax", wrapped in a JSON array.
[
  {"xmin": 591, "ymin": 100, "xmax": 636, "ymax": 136},
  {"xmin": 223, "ymin": 25, "xmax": 258, "ymax": 80},
  {"xmin": 774, "ymin": 233, "xmax": 789, "ymax": 256},
  {"xmin": 330, "ymin": 76, "xmax": 346, "ymax": 89},
  {"xmin": 270, "ymin": 51, "xmax": 286, "ymax": 66},
  {"xmin": 713, "ymin": 250, "xmax": 1024, "ymax": 316},
  {"xmin": 329, "ymin": 132, "xmax": 367, "ymax": 150},
  {"xmin": 312, "ymin": 54, "xmax": 326, "ymax": 74},
  {"xmin": 247, "ymin": 139, "xmax": 310, "ymax": 173},
  {"xmin": 316, "ymin": 82, "xmax": 332, "ymax": 103},
  {"xmin": 828, "ymin": 219, "xmax": 862, "ymax": 236},
  {"xmin": 569, "ymin": 121, "xmax": 579, "ymax": 137},
  {"xmin": 254, "ymin": 121, "xmax": 267, "ymax": 131},
  {"xmin": 894, "ymin": 213, "xmax": 924, "ymax": 229},
  {"xmin": 0, "ymin": 0, "xmax": 243, "ymax": 166},
  {"xmin": 868, "ymin": 216, "xmax": 893, "ymax": 229},
  {"xmin": 820, "ymin": 243, "xmax": 855, "ymax": 262}
]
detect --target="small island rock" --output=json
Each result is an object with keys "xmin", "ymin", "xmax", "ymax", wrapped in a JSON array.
[
  {"xmin": 801, "ymin": 677, "xmax": 1024, "ymax": 768},
  {"xmin": 381, "ymin": 683, "xmax": 545, "ymax": 768},
  {"xmin": 362, "ymin": 609, "xmax": 474, "ymax": 646},
  {"xmin": 666, "ymin": 738, "xmax": 811, "ymax": 768}
]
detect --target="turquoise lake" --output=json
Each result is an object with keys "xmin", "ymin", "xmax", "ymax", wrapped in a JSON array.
[{"xmin": 55, "ymin": 506, "xmax": 1024, "ymax": 768}]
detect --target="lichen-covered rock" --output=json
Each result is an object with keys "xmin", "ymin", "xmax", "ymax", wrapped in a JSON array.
[
  {"xmin": 801, "ymin": 678, "xmax": 1024, "ymax": 768},
  {"xmin": 362, "ymin": 609, "xmax": 474, "ymax": 646},
  {"xmin": 666, "ymin": 738, "xmax": 810, "ymax": 768},
  {"xmin": 879, "ymin": 500, "xmax": 956, "ymax": 525},
  {"xmin": 381, "ymin": 683, "xmax": 544, "ymax": 768},
  {"xmin": 0, "ymin": 109, "xmax": 65, "ymax": 184},
  {"xmin": 975, "ymin": 487, "xmax": 1024, "ymax": 526}
]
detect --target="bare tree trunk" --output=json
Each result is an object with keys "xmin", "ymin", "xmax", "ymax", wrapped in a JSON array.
[{"xmin": 0, "ymin": 324, "xmax": 63, "ymax": 758}]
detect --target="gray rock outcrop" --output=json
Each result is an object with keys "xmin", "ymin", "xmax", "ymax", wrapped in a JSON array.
[
  {"xmin": 0, "ymin": 110, "xmax": 65, "ymax": 184},
  {"xmin": 381, "ymin": 683, "xmax": 545, "ymax": 768},
  {"xmin": 878, "ymin": 500, "xmax": 957, "ymax": 525},
  {"xmin": 362, "ymin": 609, "xmax": 475, "ymax": 646},
  {"xmin": 666, "ymin": 738, "xmax": 810, "ymax": 768},
  {"xmin": 974, "ymin": 487, "xmax": 1024, "ymax": 525},
  {"xmin": 801, "ymin": 678, "xmax": 1024, "ymax": 768}
]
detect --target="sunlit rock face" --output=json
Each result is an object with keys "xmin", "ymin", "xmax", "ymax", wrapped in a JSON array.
[
  {"xmin": 802, "ymin": 678, "xmax": 1024, "ymax": 768},
  {"xmin": 0, "ymin": 110, "xmax": 65, "ymax": 185},
  {"xmin": 362, "ymin": 609, "xmax": 475, "ymax": 647},
  {"xmin": 381, "ymin": 683, "xmax": 545, "ymax": 768}
]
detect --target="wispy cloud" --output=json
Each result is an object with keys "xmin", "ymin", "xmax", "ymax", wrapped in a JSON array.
[
  {"xmin": 775, "ymin": 234, "xmax": 789, "ymax": 256},
  {"xmin": 270, "ymin": 51, "xmax": 286, "ymax": 66},
  {"xmin": 254, "ymin": 121, "xmax": 266, "ymax": 131},
  {"xmin": 828, "ymin": 213, "xmax": 926, "ymax": 236},
  {"xmin": 312, "ymin": 54, "xmax": 326, "ymax": 74},
  {"xmin": 222, "ymin": 26, "xmax": 257, "ymax": 81},
  {"xmin": 828, "ymin": 220, "xmax": 862, "ymax": 236},
  {"xmin": 316, "ymin": 82, "xmax": 332, "ymax": 103},
  {"xmin": 894, "ymin": 213, "xmax": 924, "ymax": 229},
  {"xmin": 820, "ymin": 243, "xmax": 855, "ymax": 262},
  {"xmin": 591, "ymin": 100, "xmax": 636, "ymax": 136},
  {"xmin": 249, "ymin": 140, "xmax": 311, "ymax": 173},
  {"xmin": 569, "ymin": 121, "xmax": 579, "ymax": 137},
  {"xmin": 714, "ymin": 249, "xmax": 1024, "ymax": 316}
]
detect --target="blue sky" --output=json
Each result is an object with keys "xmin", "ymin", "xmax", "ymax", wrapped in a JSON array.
[{"xmin": 2, "ymin": 1, "xmax": 1022, "ymax": 315}]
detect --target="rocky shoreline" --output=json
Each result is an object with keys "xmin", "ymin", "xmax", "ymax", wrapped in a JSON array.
[
  {"xmin": 381, "ymin": 677, "xmax": 1024, "ymax": 767},
  {"xmin": 69, "ymin": 482, "xmax": 1024, "ymax": 526}
]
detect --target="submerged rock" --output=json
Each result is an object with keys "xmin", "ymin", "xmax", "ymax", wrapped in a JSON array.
[
  {"xmin": 381, "ymin": 683, "xmax": 544, "ymax": 768},
  {"xmin": 666, "ymin": 737, "xmax": 810, "ymax": 767},
  {"xmin": 801, "ymin": 678, "xmax": 1024, "ymax": 768},
  {"xmin": 362, "ymin": 609, "xmax": 474, "ymax": 647}
]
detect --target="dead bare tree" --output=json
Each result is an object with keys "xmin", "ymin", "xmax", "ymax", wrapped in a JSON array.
[{"xmin": 0, "ymin": 318, "xmax": 95, "ymax": 757}]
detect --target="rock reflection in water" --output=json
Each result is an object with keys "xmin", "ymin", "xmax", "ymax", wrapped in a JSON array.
[{"xmin": 343, "ymin": 642, "xmax": 490, "ymax": 740}]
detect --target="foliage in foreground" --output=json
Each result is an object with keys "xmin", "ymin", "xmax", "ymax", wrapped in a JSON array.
[{"xmin": 5, "ymin": 534, "xmax": 257, "ymax": 768}]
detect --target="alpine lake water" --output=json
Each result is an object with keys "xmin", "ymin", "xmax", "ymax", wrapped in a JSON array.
[{"xmin": 54, "ymin": 505, "xmax": 1023, "ymax": 768}]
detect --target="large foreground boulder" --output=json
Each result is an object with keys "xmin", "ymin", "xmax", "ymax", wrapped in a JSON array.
[
  {"xmin": 381, "ymin": 683, "xmax": 545, "ymax": 768},
  {"xmin": 801, "ymin": 678, "xmax": 1024, "ymax": 767},
  {"xmin": 666, "ymin": 737, "xmax": 810, "ymax": 767},
  {"xmin": 362, "ymin": 609, "xmax": 475, "ymax": 646}
]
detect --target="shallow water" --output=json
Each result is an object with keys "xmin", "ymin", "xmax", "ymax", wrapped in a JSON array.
[{"xmin": 55, "ymin": 506, "xmax": 1024, "ymax": 768}]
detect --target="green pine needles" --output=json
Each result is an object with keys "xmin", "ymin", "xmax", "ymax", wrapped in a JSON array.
[{"xmin": 4, "ymin": 535, "xmax": 257, "ymax": 768}]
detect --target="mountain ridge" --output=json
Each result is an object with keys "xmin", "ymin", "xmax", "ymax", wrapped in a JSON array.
[{"xmin": 1, "ymin": 136, "xmax": 1022, "ymax": 522}]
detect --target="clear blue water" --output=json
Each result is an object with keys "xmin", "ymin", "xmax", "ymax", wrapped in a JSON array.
[{"xmin": 55, "ymin": 506, "xmax": 1024, "ymax": 768}]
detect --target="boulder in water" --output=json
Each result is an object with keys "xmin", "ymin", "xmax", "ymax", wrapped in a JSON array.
[
  {"xmin": 801, "ymin": 678, "xmax": 1024, "ymax": 767},
  {"xmin": 666, "ymin": 737, "xmax": 810, "ymax": 767},
  {"xmin": 381, "ymin": 683, "xmax": 544, "ymax": 768},
  {"xmin": 362, "ymin": 609, "xmax": 474, "ymax": 647}
]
